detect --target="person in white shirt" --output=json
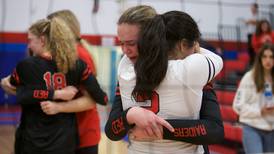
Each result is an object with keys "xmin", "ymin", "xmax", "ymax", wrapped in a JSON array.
[{"xmin": 233, "ymin": 43, "xmax": 274, "ymax": 154}]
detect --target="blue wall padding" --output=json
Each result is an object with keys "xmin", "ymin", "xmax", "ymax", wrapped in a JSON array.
[
  {"xmin": 0, "ymin": 43, "xmax": 28, "ymax": 105},
  {"xmin": 222, "ymin": 50, "xmax": 238, "ymax": 60},
  {"xmin": 0, "ymin": 43, "xmax": 28, "ymax": 52}
]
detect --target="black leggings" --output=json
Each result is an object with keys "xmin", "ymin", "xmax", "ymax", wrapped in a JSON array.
[
  {"xmin": 247, "ymin": 33, "xmax": 255, "ymax": 67},
  {"xmin": 76, "ymin": 144, "xmax": 98, "ymax": 154}
]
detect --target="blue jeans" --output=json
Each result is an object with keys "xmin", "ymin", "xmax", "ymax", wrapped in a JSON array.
[{"xmin": 243, "ymin": 124, "xmax": 274, "ymax": 154}]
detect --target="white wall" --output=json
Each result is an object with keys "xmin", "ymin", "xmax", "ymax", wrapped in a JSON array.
[{"xmin": 0, "ymin": 0, "xmax": 273, "ymax": 40}]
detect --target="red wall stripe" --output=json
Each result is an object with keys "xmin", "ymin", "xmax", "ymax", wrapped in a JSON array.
[
  {"xmin": 0, "ymin": 32, "xmax": 28, "ymax": 43},
  {"xmin": 0, "ymin": 32, "xmax": 119, "ymax": 45},
  {"xmin": 0, "ymin": 32, "xmax": 246, "ymax": 50},
  {"xmin": 208, "ymin": 40, "xmax": 247, "ymax": 51}
]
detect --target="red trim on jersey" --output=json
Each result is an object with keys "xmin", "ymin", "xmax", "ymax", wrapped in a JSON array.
[
  {"xmin": 203, "ymin": 82, "xmax": 213, "ymax": 90},
  {"xmin": 12, "ymin": 69, "xmax": 20, "ymax": 84},
  {"xmin": 81, "ymin": 67, "xmax": 91, "ymax": 81}
]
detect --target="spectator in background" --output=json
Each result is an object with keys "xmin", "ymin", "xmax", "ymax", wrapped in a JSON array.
[
  {"xmin": 252, "ymin": 19, "xmax": 274, "ymax": 54},
  {"xmin": 233, "ymin": 43, "xmax": 274, "ymax": 154},
  {"xmin": 246, "ymin": 3, "xmax": 259, "ymax": 67}
]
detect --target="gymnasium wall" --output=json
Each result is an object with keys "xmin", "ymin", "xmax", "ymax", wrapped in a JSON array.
[
  {"xmin": 0, "ymin": 0, "xmax": 273, "ymax": 105},
  {"xmin": 0, "ymin": 0, "xmax": 273, "ymax": 37}
]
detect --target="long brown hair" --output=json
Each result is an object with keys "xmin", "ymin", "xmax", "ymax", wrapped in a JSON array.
[
  {"xmin": 29, "ymin": 18, "xmax": 77, "ymax": 73},
  {"xmin": 252, "ymin": 43, "xmax": 274, "ymax": 92},
  {"xmin": 133, "ymin": 11, "xmax": 200, "ymax": 98}
]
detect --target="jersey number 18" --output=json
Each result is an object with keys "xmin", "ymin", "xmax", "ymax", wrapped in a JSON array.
[{"xmin": 44, "ymin": 72, "xmax": 67, "ymax": 90}]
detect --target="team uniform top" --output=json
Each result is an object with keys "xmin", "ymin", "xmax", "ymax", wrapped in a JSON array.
[
  {"xmin": 10, "ymin": 56, "xmax": 107, "ymax": 154},
  {"xmin": 117, "ymin": 48, "xmax": 223, "ymax": 154},
  {"xmin": 76, "ymin": 44, "xmax": 104, "ymax": 148}
]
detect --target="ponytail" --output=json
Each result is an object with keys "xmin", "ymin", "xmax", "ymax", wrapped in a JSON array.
[
  {"xmin": 29, "ymin": 18, "xmax": 77, "ymax": 73},
  {"xmin": 49, "ymin": 18, "xmax": 77, "ymax": 73},
  {"xmin": 132, "ymin": 11, "xmax": 201, "ymax": 99},
  {"xmin": 132, "ymin": 15, "xmax": 169, "ymax": 99}
]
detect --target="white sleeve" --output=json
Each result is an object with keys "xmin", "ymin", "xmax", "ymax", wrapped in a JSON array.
[
  {"xmin": 117, "ymin": 55, "xmax": 125, "ymax": 76},
  {"xmin": 176, "ymin": 47, "xmax": 223, "ymax": 89},
  {"xmin": 199, "ymin": 47, "xmax": 223, "ymax": 81},
  {"xmin": 232, "ymin": 72, "xmax": 262, "ymax": 118},
  {"xmin": 117, "ymin": 55, "xmax": 135, "ymax": 81},
  {"xmin": 117, "ymin": 55, "xmax": 129, "ymax": 76}
]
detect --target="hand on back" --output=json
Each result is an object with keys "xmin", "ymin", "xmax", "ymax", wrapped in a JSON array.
[
  {"xmin": 40, "ymin": 101, "xmax": 60, "ymax": 115},
  {"xmin": 53, "ymin": 86, "xmax": 78, "ymax": 101},
  {"xmin": 0, "ymin": 75, "xmax": 16, "ymax": 95},
  {"xmin": 127, "ymin": 107, "xmax": 174, "ymax": 139}
]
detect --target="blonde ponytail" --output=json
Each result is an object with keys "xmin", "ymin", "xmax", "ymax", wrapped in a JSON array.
[
  {"xmin": 29, "ymin": 18, "xmax": 77, "ymax": 73},
  {"xmin": 49, "ymin": 18, "xmax": 77, "ymax": 73}
]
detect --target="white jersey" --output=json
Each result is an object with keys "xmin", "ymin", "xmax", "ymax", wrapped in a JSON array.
[{"xmin": 118, "ymin": 48, "xmax": 223, "ymax": 154}]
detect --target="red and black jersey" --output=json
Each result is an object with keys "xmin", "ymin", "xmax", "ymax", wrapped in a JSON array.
[
  {"xmin": 10, "ymin": 56, "xmax": 107, "ymax": 154},
  {"xmin": 76, "ymin": 44, "xmax": 101, "ymax": 148}
]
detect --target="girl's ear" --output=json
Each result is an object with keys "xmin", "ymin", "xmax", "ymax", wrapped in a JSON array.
[
  {"xmin": 193, "ymin": 41, "xmax": 200, "ymax": 53},
  {"xmin": 178, "ymin": 40, "xmax": 197, "ymax": 58},
  {"xmin": 175, "ymin": 40, "xmax": 185, "ymax": 53},
  {"xmin": 178, "ymin": 40, "xmax": 190, "ymax": 51},
  {"xmin": 40, "ymin": 36, "xmax": 46, "ymax": 47}
]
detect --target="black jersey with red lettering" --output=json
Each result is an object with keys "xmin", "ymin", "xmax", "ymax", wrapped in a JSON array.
[{"xmin": 10, "ymin": 56, "xmax": 107, "ymax": 154}]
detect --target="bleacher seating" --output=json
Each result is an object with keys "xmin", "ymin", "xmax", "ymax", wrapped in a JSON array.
[
  {"xmin": 223, "ymin": 122, "xmax": 242, "ymax": 143},
  {"xmin": 223, "ymin": 60, "xmax": 246, "ymax": 73},
  {"xmin": 216, "ymin": 90, "xmax": 235, "ymax": 105},
  {"xmin": 210, "ymin": 49, "xmax": 249, "ymax": 154},
  {"xmin": 220, "ymin": 105, "xmax": 238, "ymax": 122}
]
